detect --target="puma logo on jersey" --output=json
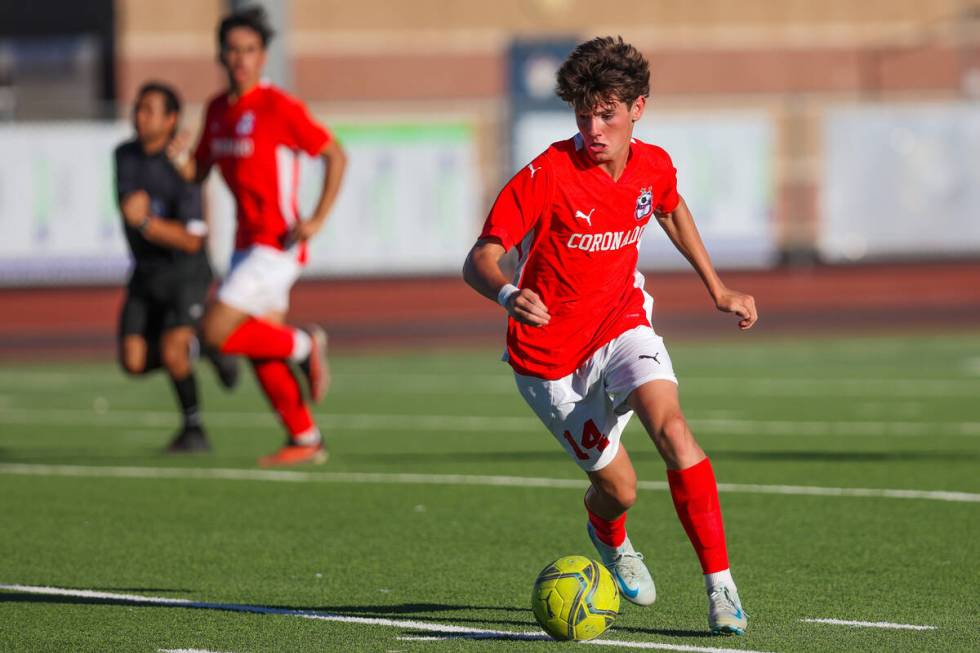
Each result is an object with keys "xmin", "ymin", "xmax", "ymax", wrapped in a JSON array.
[
  {"xmin": 527, "ymin": 163, "xmax": 540, "ymax": 178},
  {"xmin": 574, "ymin": 209, "xmax": 595, "ymax": 227}
]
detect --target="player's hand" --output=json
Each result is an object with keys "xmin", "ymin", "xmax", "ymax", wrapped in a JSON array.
[
  {"xmin": 121, "ymin": 191, "xmax": 151, "ymax": 226},
  {"xmin": 283, "ymin": 219, "xmax": 323, "ymax": 248},
  {"xmin": 714, "ymin": 288, "xmax": 758, "ymax": 330},
  {"xmin": 506, "ymin": 288, "xmax": 551, "ymax": 327},
  {"xmin": 166, "ymin": 131, "xmax": 192, "ymax": 167}
]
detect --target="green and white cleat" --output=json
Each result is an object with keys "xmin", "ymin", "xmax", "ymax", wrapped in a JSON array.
[
  {"xmin": 587, "ymin": 523, "xmax": 656, "ymax": 606},
  {"xmin": 708, "ymin": 585, "xmax": 747, "ymax": 635}
]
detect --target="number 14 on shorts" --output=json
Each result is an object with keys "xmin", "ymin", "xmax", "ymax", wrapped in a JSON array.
[{"xmin": 563, "ymin": 419, "xmax": 610, "ymax": 460}]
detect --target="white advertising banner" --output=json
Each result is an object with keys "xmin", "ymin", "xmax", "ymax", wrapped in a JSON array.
[
  {"xmin": 821, "ymin": 103, "xmax": 980, "ymax": 261},
  {"xmin": 513, "ymin": 110, "xmax": 777, "ymax": 269},
  {"xmin": 0, "ymin": 121, "xmax": 481, "ymax": 286}
]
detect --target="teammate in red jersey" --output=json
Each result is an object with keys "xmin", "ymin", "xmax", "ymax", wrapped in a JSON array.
[
  {"xmin": 463, "ymin": 37, "xmax": 758, "ymax": 635},
  {"xmin": 170, "ymin": 7, "xmax": 347, "ymax": 466}
]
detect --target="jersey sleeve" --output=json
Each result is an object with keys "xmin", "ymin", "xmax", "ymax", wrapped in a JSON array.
[
  {"xmin": 480, "ymin": 156, "xmax": 553, "ymax": 251},
  {"xmin": 283, "ymin": 96, "xmax": 332, "ymax": 156},
  {"xmin": 655, "ymin": 148, "xmax": 680, "ymax": 214},
  {"xmin": 114, "ymin": 145, "xmax": 140, "ymax": 200}
]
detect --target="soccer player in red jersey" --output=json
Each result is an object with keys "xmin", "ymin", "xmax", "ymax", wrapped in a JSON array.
[
  {"xmin": 464, "ymin": 37, "xmax": 758, "ymax": 635},
  {"xmin": 170, "ymin": 7, "xmax": 347, "ymax": 466}
]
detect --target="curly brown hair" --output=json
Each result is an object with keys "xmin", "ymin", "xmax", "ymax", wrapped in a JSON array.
[{"xmin": 555, "ymin": 36, "xmax": 650, "ymax": 113}]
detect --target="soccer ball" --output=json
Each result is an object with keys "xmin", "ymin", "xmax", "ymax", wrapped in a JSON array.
[{"xmin": 531, "ymin": 555, "xmax": 620, "ymax": 641}]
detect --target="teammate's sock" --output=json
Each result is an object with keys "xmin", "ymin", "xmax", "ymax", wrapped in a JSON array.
[
  {"xmin": 586, "ymin": 506, "xmax": 627, "ymax": 548},
  {"xmin": 704, "ymin": 568, "xmax": 735, "ymax": 593},
  {"xmin": 221, "ymin": 318, "xmax": 306, "ymax": 360},
  {"xmin": 171, "ymin": 373, "xmax": 201, "ymax": 429},
  {"xmin": 667, "ymin": 457, "xmax": 730, "ymax": 574},
  {"xmin": 251, "ymin": 359, "xmax": 317, "ymax": 440}
]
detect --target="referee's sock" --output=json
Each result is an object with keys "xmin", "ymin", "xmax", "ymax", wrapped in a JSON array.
[{"xmin": 171, "ymin": 373, "xmax": 202, "ymax": 429}]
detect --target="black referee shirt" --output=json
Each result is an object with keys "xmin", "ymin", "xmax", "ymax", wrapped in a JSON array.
[{"xmin": 114, "ymin": 139, "xmax": 210, "ymax": 280}]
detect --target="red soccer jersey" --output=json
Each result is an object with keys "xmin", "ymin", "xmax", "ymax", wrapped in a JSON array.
[
  {"xmin": 480, "ymin": 135, "xmax": 681, "ymax": 380},
  {"xmin": 194, "ymin": 83, "xmax": 332, "ymax": 255}
]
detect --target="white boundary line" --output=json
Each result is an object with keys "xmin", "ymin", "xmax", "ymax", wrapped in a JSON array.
[
  {"xmin": 1, "ymin": 407, "xmax": 978, "ymax": 437},
  {"xmin": 159, "ymin": 649, "xmax": 234, "ymax": 653},
  {"xmin": 0, "ymin": 583, "xmax": 774, "ymax": 653},
  {"xmin": 801, "ymin": 618, "xmax": 936, "ymax": 631},
  {"xmin": 0, "ymin": 463, "xmax": 978, "ymax": 504}
]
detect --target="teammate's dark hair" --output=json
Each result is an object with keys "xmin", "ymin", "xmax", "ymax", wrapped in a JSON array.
[
  {"xmin": 556, "ymin": 36, "xmax": 650, "ymax": 113},
  {"xmin": 136, "ymin": 81, "xmax": 181, "ymax": 116},
  {"xmin": 218, "ymin": 6, "xmax": 275, "ymax": 49}
]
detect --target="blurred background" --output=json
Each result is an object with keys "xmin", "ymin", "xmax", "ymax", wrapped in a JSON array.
[{"xmin": 1, "ymin": 0, "xmax": 978, "ymax": 357}]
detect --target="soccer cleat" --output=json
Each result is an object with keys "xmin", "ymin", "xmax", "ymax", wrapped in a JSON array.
[
  {"xmin": 299, "ymin": 325, "xmax": 330, "ymax": 403},
  {"xmin": 165, "ymin": 426, "xmax": 211, "ymax": 454},
  {"xmin": 587, "ymin": 522, "xmax": 656, "ymax": 606},
  {"xmin": 258, "ymin": 441, "xmax": 328, "ymax": 467},
  {"xmin": 708, "ymin": 585, "xmax": 747, "ymax": 635}
]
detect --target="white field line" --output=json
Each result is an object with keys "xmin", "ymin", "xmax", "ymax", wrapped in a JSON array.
[
  {"xmin": 1, "ymin": 463, "xmax": 978, "ymax": 504},
  {"xmin": 160, "ymin": 649, "xmax": 235, "ymax": 653},
  {"xmin": 1, "ymin": 407, "xmax": 978, "ymax": 438},
  {"xmin": 0, "ymin": 584, "xmax": 774, "ymax": 653},
  {"xmin": 801, "ymin": 618, "xmax": 936, "ymax": 631},
  {"xmin": 1, "ymin": 369, "xmax": 980, "ymax": 397}
]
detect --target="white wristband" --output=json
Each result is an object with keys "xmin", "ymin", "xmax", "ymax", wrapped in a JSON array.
[{"xmin": 497, "ymin": 283, "xmax": 519, "ymax": 308}]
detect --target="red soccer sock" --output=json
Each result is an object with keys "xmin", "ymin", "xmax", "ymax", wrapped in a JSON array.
[
  {"xmin": 252, "ymin": 359, "xmax": 315, "ymax": 439},
  {"xmin": 587, "ymin": 507, "xmax": 627, "ymax": 548},
  {"xmin": 221, "ymin": 318, "xmax": 295, "ymax": 359},
  {"xmin": 667, "ymin": 458, "xmax": 730, "ymax": 574}
]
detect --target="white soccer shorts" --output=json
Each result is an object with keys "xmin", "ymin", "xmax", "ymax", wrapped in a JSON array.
[
  {"xmin": 217, "ymin": 245, "xmax": 302, "ymax": 316},
  {"xmin": 514, "ymin": 325, "xmax": 678, "ymax": 472}
]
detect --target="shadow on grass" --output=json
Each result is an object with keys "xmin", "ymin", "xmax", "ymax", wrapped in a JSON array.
[{"xmin": 0, "ymin": 591, "xmax": 709, "ymax": 638}]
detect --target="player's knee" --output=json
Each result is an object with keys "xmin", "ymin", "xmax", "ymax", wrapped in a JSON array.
[
  {"xmin": 657, "ymin": 414, "xmax": 690, "ymax": 447},
  {"xmin": 612, "ymin": 484, "xmax": 637, "ymax": 511},
  {"xmin": 119, "ymin": 355, "xmax": 144, "ymax": 376},
  {"xmin": 161, "ymin": 342, "xmax": 190, "ymax": 376},
  {"xmin": 201, "ymin": 314, "xmax": 226, "ymax": 350}
]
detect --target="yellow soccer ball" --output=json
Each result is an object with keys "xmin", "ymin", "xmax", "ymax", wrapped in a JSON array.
[{"xmin": 531, "ymin": 555, "xmax": 620, "ymax": 641}]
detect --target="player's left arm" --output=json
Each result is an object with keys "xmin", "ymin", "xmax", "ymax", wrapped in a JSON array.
[
  {"xmin": 655, "ymin": 196, "xmax": 758, "ymax": 330},
  {"xmin": 120, "ymin": 190, "xmax": 206, "ymax": 254},
  {"xmin": 290, "ymin": 138, "xmax": 347, "ymax": 243}
]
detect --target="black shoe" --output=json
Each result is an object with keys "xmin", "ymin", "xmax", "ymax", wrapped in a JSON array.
[
  {"xmin": 206, "ymin": 348, "xmax": 240, "ymax": 390},
  {"xmin": 166, "ymin": 426, "xmax": 211, "ymax": 454}
]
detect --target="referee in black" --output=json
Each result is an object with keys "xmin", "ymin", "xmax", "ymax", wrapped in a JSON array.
[{"xmin": 115, "ymin": 81, "xmax": 237, "ymax": 452}]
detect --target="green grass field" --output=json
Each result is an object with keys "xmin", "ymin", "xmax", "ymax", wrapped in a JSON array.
[{"xmin": 1, "ymin": 333, "xmax": 979, "ymax": 652}]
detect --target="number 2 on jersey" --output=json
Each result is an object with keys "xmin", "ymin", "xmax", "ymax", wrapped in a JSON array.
[{"xmin": 562, "ymin": 419, "xmax": 610, "ymax": 460}]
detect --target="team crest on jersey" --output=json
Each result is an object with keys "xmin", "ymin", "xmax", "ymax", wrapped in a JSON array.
[
  {"xmin": 635, "ymin": 186, "xmax": 653, "ymax": 220},
  {"xmin": 235, "ymin": 111, "xmax": 255, "ymax": 136}
]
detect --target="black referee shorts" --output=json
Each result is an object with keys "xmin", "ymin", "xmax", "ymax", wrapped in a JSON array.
[{"xmin": 119, "ymin": 272, "xmax": 210, "ymax": 341}]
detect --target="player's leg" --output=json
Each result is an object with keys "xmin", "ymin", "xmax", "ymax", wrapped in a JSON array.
[
  {"xmin": 118, "ymin": 292, "xmax": 160, "ymax": 375},
  {"xmin": 204, "ymin": 247, "xmax": 326, "ymax": 401},
  {"xmin": 515, "ymin": 362, "xmax": 655, "ymax": 605},
  {"xmin": 584, "ymin": 445, "xmax": 657, "ymax": 606},
  {"xmin": 628, "ymin": 380, "xmax": 746, "ymax": 635},
  {"xmin": 160, "ymin": 325, "xmax": 210, "ymax": 453},
  {"xmin": 252, "ymin": 309, "xmax": 327, "ymax": 466}
]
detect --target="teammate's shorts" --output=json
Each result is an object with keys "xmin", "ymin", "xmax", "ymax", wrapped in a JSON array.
[
  {"xmin": 514, "ymin": 325, "xmax": 678, "ymax": 473},
  {"xmin": 119, "ymin": 272, "xmax": 209, "ymax": 340},
  {"xmin": 217, "ymin": 245, "xmax": 302, "ymax": 316}
]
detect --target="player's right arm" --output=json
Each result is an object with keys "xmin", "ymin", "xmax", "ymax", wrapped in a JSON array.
[
  {"xmin": 168, "ymin": 102, "xmax": 214, "ymax": 184},
  {"xmin": 119, "ymin": 190, "xmax": 206, "ymax": 254},
  {"xmin": 463, "ymin": 239, "xmax": 550, "ymax": 326},
  {"xmin": 462, "ymin": 157, "xmax": 554, "ymax": 327}
]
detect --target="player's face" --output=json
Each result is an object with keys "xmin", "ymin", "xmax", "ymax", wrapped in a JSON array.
[
  {"xmin": 221, "ymin": 27, "xmax": 266, "ymax": 91},
  {"xmin": 575, "ymin": 97, "xmax": 645, "ymax": 168},
  {"xmin": 133, "ymin": 92, "xmax": 176, "ymax": 145}
]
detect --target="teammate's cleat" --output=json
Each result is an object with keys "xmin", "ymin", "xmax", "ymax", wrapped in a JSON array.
[
  {"xmin": 587, "ymin": 522, "xmax": 656, "ymax": 606},
  {"xmin": 166, "ymin": 426, "xmax": 211, "ymax": 454},
  {"xmin": 258, "ymin": 440, "xmax": 328, "ymax": 467},
  {"xmin": 298, "ymin": 325, "xmax": 330, "ymax": 403},
  {"xmin": 708, "ymin": 585, "xmax": 747, "ymax": 635},
  {"xmin": 206, "ymin": 348, "xmax": 241, "ymax": 390}
]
